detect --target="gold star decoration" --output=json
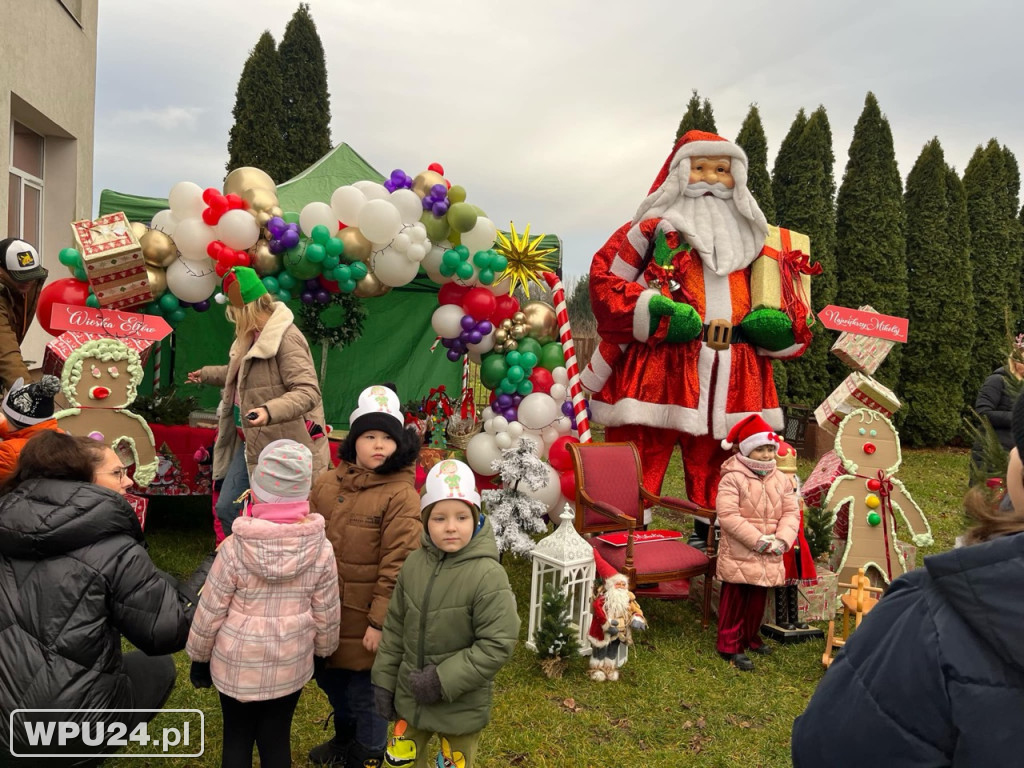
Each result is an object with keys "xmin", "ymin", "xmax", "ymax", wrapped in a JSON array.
[{"xmin": 493, "ymin": 222, "xmax": 558, "ymax": 298}]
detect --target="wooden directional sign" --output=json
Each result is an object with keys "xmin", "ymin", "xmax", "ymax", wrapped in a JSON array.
[
  {"xmin": 49, "ymin": 303, "xmax": 173, "ymax": 342},
  {"xmin": 817, "ymin": 305, "xmax": 908, "ymax": 343}
]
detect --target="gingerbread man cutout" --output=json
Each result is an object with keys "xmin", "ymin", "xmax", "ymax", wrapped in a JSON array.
[
  {"xmin": 823, "ymin": 408, "xmax": 932, "ymax": 586},
  {"xmin": 55, "ymin": 338, "xmax": 159, "ymax": 487}
]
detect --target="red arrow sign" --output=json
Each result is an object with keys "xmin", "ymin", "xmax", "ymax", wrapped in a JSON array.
[
  {"xmin": 49, "ymin": 303, "xmax": 173, "ymax": 342},
  {"xmin": 817, "ymin": 305, "xmax": 908, "ymax": 343}
]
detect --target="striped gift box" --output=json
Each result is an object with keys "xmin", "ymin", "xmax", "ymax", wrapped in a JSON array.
[
  {"xmin": 813, "ymin": 372, "xmax": 900, "ymax": 435},
  {"xmin": 43, "ymin": 331, "xmax": 155, "ymax": 378},
  {"xmin": 71, "ymin": 212, "xmax": 153, "ymax": 310}
]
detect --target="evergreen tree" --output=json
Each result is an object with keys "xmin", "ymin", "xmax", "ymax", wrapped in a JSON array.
[
  {"xmin": 771, "ymin": 107, "xmax": 838, "ymax": 406},
  {"xmin": 674, "ymin": 90, "xmax": 717, "ymax": 142},
  {"xmin": 534, "ymin": 582, "xmax": 580, "ymax": 677},
  {"xmin": 278, "ymin": 3, "xmax": 331, "ymax": 180},
  {"xmin": 964, "ymin": 141, "xmax": 1013, "ymax": 402},
  {"xmin": 735, "ymin": 105, "xmax": 775, "ymax": 222},
  {"xmin": 1000, "ymin": 147, "xmax": 1024, "ymax": 322},
  {"xmin": 226, "ymin": 31, "xmax": 287, "ymax": 182},
  {"xmin": 834, "ymin": 93, "xmax": 908, "ymax": 392},
  {"xmin": 945, "ymin": 164, "xmax": 975, "ymax": 422},
  {"xmin": 900, "ymin": 140, "xmax": 973, "ymax": 445},
  {"xmin": 481, "ymin": 441, "xmax": 549, "ymax": 555}
]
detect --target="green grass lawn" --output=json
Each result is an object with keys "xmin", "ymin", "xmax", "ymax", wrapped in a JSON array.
[{"xmin": 126, "ymin": 447, "xmax": 971, "ymax": 767}]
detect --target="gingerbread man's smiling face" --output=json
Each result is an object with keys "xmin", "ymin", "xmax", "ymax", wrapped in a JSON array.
[
  {"xmin": 62, "ymin": 339, "xmax": 143, "ymax": 409},
  {"xmin": 836, "ymin": 409, "xmax": 901, "ymax": 476}
]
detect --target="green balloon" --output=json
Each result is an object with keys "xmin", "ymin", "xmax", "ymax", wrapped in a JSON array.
[
  {"xmin": 478, "ymin": 268, "xmax": 495, "ymax": 285},
  {"xmin": 340, "ymin": 279, "xmax": 357, "ymax": 293},
  {"xmin": 333, "ymin": 265, "xmax": 351, "ymax": 283},
  {"xmin": 73, "ymin": 266, "xmax": 88, "ymax": 282},
  {"xmin": 277, "ymin": 271, "xmax": 298, "ymax": 291},
  {"xmin": 517, "ymin": 337, "xmax": 543, "ymax": 360},
  {"xmin": 491, "ymin": 254, "xmax": 508, "ymax": 272},
  {"xmin": 277, "ymin": 289, "xmax": 292, "ymax": 302},
  {"xmin": 507, "ymin": 365, "xmax": 525, "ymax": 384},
  {"xmin": 322, "ymin": 254, "xmax": 340, "ymax": 271},
  {"xmin": 144, "ymin": 301, "xmax": 162, "ymax": 316},
  {"xmin": 420, "ymin": 211, "xmax": 451, "ymax": 243},
  {"xmin": 350, "ymin": 262, "xmax": 368, "ymax": 280},
  {"xmin": 470, "ymin": 204, "xmax": 487, "ymax": 218},
  {"xmin": 305, "ymin": 243, "xmax": 326, "ymax": 263},
  {"xmin": 325, "ymin": 238, "xmax": 345, "ymax": 259},
  {"xmin": 283, "ymin": 249, "xmax": 321, "ymax": 280},
  {"xmin": 262, "ymin": 276, "xmax": 280, "ymax": 294},
  {"xmin": 169, "ymin": 307, "xmax": 188, "ymax": 324},
  {"xmin": 442, "ymin": 249, "xmax": 461, "ymax": 268},
  {"xmin": 520, "ymin": 352, "xmax": 538, "ymax": 370},
  {"xmin": 159, "ymin": 293, "xmax": 180, "ymax": 312},
  {"xmin": 310, "ymin": 225, "xmax": 330, "ymax": 245},
  {"xmin": 85, "ymin": 294, "xmax": 100, "ymax": 308},
  {"xmin": 499, "ymin": 378, "xmax": 517, "ymax": 394},
  {"xmin": 455, "ymin": 262, "xmax": 474, "ymax": 280},
  {"xmin": 447, "ymin": 202, "xmax": 477, "ymax": 234},
  {"xmin": 447, "ymin": 185, "xmax": 467, "ymax": 204},
  {"xmin": 540, "ymin": 341, "xmax": 566, "ymax": 370},
  {"xmin": 505, "ymin": 350, "xmax": 522, "ymax": 367},
  {"xmin": 282, "ymin": 211, "xmax": 300, "ymax": 224},
  {"xmin": 59, "ymin": 247, "xmax": 81, "ymax": 267},
  {"xmin": 516, "ymin": 379, "xmax": 534, "ymax": 396},
  {"xmin": 479, "ymin": 354, "xmax": 509, "ymax": 390},
  {"xmin": 473, "ymin": 251, "xmax": 491, "ymax": 268}
]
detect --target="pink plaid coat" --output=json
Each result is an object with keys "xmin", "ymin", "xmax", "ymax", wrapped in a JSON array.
[{"xmin": 186, "ymin": 512, "xmax": 340, "ymax": 702}]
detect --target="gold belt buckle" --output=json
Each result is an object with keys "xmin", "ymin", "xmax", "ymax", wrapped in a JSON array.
[{"xmin": 705, "ymin": 319, "xmax": 733, "ymax": 351}]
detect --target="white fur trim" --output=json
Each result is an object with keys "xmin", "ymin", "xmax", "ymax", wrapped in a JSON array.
[
  {"xmin": 757, "ymin": 341, "xmax": 806, "ymax": 359},
  {"xmin": 710, "ymin": 347, "xmax": 732, "ymax": 438},
  {"xmin": 695, "ymin": 345, "xmax": 715, "ymax": 435},
  {"xmin": 739, "ymin": 432, "xmax": 775, "ymax": 457},
  {"xmin": 633, "ymin": 289, "xmax": 660, "ymax": 343},
  {"xmin": 761, "ymin": 407, "xmax": 784, "ymax": 431},
  {"xmin": 702, "ymin": 263, "xmax": 732, "ymax": 323},
  {"xmin": 610, "ymin": 254, "xmax": 639, "ymax": 281},
  {"xmin": 589, "ymin": 398, "xmax": 704, "ymax": 435},
  {"xmin": 672, "ymin": 140, "xmax": 748, "ymax": 163}
]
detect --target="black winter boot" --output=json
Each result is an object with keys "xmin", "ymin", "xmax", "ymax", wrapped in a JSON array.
[
  {"xmin": 309, "ymin": 716, "xmax": 355, "ymax": 766},
  {"xmin": 347, "ymin": 740, "xmax": 386, "ymax": 768},
  {"xmin": 788, "ymin": 584, "xmax": 810, "ymax": 630}
]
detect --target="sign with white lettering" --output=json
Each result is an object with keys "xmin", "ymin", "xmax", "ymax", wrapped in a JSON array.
[
  {"xmin": 49, "ymin": 303, "xmax": 172, "ymax": 342},
  {"xmin": 817, "ymin": 305, "xmax": 908, "ymax": 343}
]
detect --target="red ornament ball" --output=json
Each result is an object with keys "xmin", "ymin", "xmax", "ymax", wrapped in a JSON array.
[{"xmin": 866, "ymin": 478, "xmax": 882, "ymax": 491}]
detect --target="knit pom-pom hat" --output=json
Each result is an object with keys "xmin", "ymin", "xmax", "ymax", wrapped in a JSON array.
[{"xmin": 249, "ymin": 439, "xmax": 313, "ymax": 504}]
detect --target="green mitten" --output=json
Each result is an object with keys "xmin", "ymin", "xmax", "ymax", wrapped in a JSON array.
[
  {"xmin": 648, "ymin": 294, "xmax": 675, "ymax": 335},
  {"xmin": 665, "ymin": 303, "xmax": 702, "ymax": 342},
  {"xmin": 740, "ymin": 308, "xmax": 796, "ymax": 351}
]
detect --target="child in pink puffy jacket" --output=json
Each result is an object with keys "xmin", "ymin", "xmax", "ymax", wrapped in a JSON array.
[
  {"xmin": 714, "ymin": 415, "xmax": 800, "ymax": 671},
  {"xmin": 186, "ymin": 439, "xmax": 340, "ymax": 768}
]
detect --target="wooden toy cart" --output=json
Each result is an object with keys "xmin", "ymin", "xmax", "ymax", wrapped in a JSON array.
[{"xmin": 822, "ymin": 568, "xmax": 884, "ymax": 668}]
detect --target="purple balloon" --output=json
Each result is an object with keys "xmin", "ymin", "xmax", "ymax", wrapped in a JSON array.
[
  {"xmin": 447, "ymin": 349, "xmax": 462, "ymax": 362},
  {"xmin": 460, "ymin": 315, "xmax": 476, "ymax": 331},
  {"xmin": 281, "ymin": 230, "xmax": 300, "ymax": 249},
  {"xmin": 467, "ymin": 330, "xmax": 483, "ymax": 345},
  {"xmin": 512, "ymin": 395, "xmax": 523, "ymax": 406},
  {"xmin": 476, "ymin": 321, "xmax": 492, "ymax": 335},
  {"xmin": 315, "ymin": 290, "xmax": 331, "ymax": 304},
  {"xmin": 496, "ymin": 394, "xmax": 513, "ymax": 408},
  {"xmin": 193, "ymin": 300, "xmax": 211, "ymax": 312},
  {"xmin": 422, "ymin": 197, "xmax": 434, "ymax": 211},
  {"xmin": 441, "ymin": 337, "xmax": 454, "ymax": 349},
  {"xmin": 383, "ymin": 180, "xmax": 396, "ymax": 192},
  {"xmin": 269, "ymin": 238, "xmax": 284, "ymax": 254},
  {"xmin": 503, "ymin": 407, "xmax": 518, "ymax": 421},
  {"xmin": 305, "ymin": 278, "xmax": 320, "ymax": 289},
  {"xmin": 267, "ymin": 217, "xmax": 287, "ymax": 237},
  {"xmin": 300, "ymin": 291, "xmax": 314, "ymax": 304},
  {"xmin": 431, "ymin": 184, "xmax": 447, "ymax": 197},
  {"xmin": 562, "ymin": 400, "xmax": 574, "ymax": 418}
]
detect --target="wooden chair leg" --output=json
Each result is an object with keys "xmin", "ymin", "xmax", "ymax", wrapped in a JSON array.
[{"xmin": 822, "ymin": 620, "xmax": 836, "ymax": 668}]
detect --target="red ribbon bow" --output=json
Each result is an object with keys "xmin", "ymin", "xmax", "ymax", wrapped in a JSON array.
[{"xmin": 424, "ymin": 386, "xmax": 453, "ymax": 418}]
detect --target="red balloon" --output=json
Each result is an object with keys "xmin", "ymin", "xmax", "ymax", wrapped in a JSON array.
[
  {"xmin": 462, "ymin": 288, "xmax": 496, "ymax": 321},
  {"xmin": 438, "ymin": 282, "xmax": 470, "ymax": 306},
  {"xmin": 490, "ymin": 294, "xmax": 520, "ymax": 324},
  {"xmin": 202, "ymin": 207, "xmax": 220, "ymax": 226},
  {"xmin": 36, "ymin": 277, "xmax": 91, "ymax": 336},
  {"xmin": 215, "ymin": 262, "xmax": 230, "ymax": 277},
  {"xmin": 548, "ymin": 436, "xmax": 580, "ymax": 472},
  {"xmin": 529, "ymin": 367, "xmax": 554, "ymax": 395},
  {"xmin": 559, "ymin": 469, "xmax": 577, "ymax": 501},
  {"xmin": 202, "ymin": 187, "xmax": 219, "ymax": 205},
  {"xmin": 428, "ymin": 162, "xmax": 445, "ymax": 175},
  {"xmin": 318, "ymin": 275, "xmax": 341, "ymax": 294},
  {"xmin": 234, "ymin": 250, "xmax": 251, "ymax": 267},
  {"xmin": 224, "ymin": 193, "xmax": 245, "ymax": 210}
]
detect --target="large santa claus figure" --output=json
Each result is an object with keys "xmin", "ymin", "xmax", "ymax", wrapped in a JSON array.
[{"xmin": 581, "ymin": 130, "xmax": 809, "ymax": 527}]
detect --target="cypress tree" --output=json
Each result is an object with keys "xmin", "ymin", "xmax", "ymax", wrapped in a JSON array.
[
  {"xmin": 771, "ymin": 107, "xmax": 837, "ymax": 406},
  {"xmin": 900, "ymin": 140, "xmax": 973, "ymax": 445},
  {"xmin": 945, "ymin": 163, "xmax": 975, "ymax": 423},
  {"xmin": 1000, "ymin": 146, "xmax": 1023, "ymax": 322},
  {"xmin": 279, "ymin": 3, "xmax": 332, "ymax": 180},
  {"xmin": 834, "ymin": 93, "xmax": 908, "ymax": 392},
  {"xmin": 964, "ymin": 142, "xmax": 1013, "ymax": 402},
  {"xmin": 674, "ymin": 90, "xmax": 717, "ymax": 142},
  {"xmin": 735, "ymin": 105, "xmax": 775, "ymax": 222},
  {"xmin": 226, "ymin": 31, "xmax": 287, "ymax": 182}
]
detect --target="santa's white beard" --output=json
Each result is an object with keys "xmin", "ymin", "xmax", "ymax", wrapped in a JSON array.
[
  {"xmin": 603, "ymin": 584, "xmax": 631, "ymax": 618},
  {"xmin": 659, "ymin": 193, "xmax": 763, "ymax": 277}
]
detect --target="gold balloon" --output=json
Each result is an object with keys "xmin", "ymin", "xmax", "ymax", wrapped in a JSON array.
[
  {"xmin": 224, "ymin": 167, "xmax": 276, "ymax": 197},
  {"xmin": 522, "ymin": 301, "xmax": 558, "ymax": 344},
  {"xmin": 512, "ymin": 312, "xmax": 527, "ymax": 325},
  {"xmin": 338, "ymin": 227, "xmax": 372, "ymax": 264},
  {"xmin": 130, "ymin": 221, "xmax": 149, "ymax": 241},
  {"xmin": 505, "ymin": 340, "xmax": 518, "ymax": 351},
  {"xmin": 146, "ymin": 264, "xmax": 167, "ymax": 298},
  {"xmin": 354, "ymin": 272, "xmax": 392, "ymax": 298},
  {"xmin": 511, "ymin": 325, "xmax": 526, "ymax": 340},
  {"xmin": 268, "ymin": 206, "xmax": 283, "ymax": 218},
  {"xmin": 255, "ymin": 211, "xmax": 272, "ymax": 227},
  {"xmin": 140, "ymin": 229, "xmax": 178, "ymax": 268},
  {"xmin": 242, "ymin": 186, "xmax": 279, "ymax": 214},
  {"xmin": 494, "ymin": 329, "xmax": 508, "ymax": 344},
  {"xmin": 411, "ymin": 170, "xmax": 446, "ymax": 198},
  {"xmin": 500, "ymin": 319, "xmax": 513, "ymax": 331},
  {"xmin": 250, "ymin": 242, "xmax": 283, "ymax": 276}
]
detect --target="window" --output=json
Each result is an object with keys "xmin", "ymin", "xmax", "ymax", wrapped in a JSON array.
[{"xmin": 8, "ymin": 121, "xmax": 44, "ymax": 251}]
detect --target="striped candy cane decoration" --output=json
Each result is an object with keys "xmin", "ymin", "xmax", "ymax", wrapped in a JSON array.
[
  {"xmin": 543, "ymin": 272, "xmax": 592, "ymax": 443},
  {"xmin": 153, "ymin": 340, "xmax": 162, "ymax": 392}
]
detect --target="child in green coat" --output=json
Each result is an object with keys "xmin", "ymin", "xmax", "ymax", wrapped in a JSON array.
[{"xmin": 371, "ymin": 459, "xmax": 520, "ymax": 768}]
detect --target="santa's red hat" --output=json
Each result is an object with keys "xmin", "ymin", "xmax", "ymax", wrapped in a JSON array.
[
  {"xmin": 647, "ymin": 130, "xmax": 747, "ymax": 194},
  {"xmin": 592, "ymin": 548, "xmax": 623, "ymax": 582},
  {"xmin": 721, "ymin": 414, "xmax": 778, "ymax": 456}
]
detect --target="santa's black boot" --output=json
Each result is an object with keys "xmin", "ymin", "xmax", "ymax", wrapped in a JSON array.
[
  {"xmin": 776, "ymin": 587, "xmax": 796, "ymax": 630},
  {"xmin": 788, "ymin": 584, "xmax": 810, "ymax": 630}
]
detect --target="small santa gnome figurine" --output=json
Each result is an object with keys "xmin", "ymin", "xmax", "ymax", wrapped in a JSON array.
[{"xmin": 588, "ymin": 552, "xmax": 647, "ymax": 682}]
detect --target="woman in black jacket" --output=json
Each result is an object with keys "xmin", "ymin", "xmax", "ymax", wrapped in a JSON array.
[
  {"xmin": 792, "ymin": 395, "xmax": 1024, "ymax": 767},
  {"xmin": 969, "ymin": 341, "xmax": 1024, "ymax": 480},
  {"xmin": 0, "ymin": 431, "xmax": 196, "ymax": 766}
]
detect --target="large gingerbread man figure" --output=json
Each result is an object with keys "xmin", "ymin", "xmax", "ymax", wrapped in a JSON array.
[{"xmin": 823, "ymin": 408, "xmax": 932, "ymax": 585}]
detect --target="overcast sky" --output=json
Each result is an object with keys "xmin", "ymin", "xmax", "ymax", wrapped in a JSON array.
[{"xmin": 94, "ymin": 0, "xmax": 1024, "ymax": 278}]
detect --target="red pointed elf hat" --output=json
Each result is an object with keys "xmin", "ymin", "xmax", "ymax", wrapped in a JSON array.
[{"xmin": 721, "ymin": 414, "xmax": 778, "ymax": 457}]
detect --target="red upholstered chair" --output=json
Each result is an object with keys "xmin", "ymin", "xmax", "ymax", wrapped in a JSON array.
[{"xmin": 566, "ymin": 441, "xmax": 718, "ymax": 629}]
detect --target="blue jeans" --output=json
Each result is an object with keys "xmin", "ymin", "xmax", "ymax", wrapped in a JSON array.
[
  {"xmin": 215, "ymin": 443, "xmax": 250, "ymax": 537},
  {"xmin": 314, "ymin": 667, "xmax": 387, "ymax": 752}
]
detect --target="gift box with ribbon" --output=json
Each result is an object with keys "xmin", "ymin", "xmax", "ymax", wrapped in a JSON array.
[
  {"xmin": 814, "ymin": 372, "xmax": 901, "ymax": 435},
  {"xmin": 763, "ymin": 566, "xmax": 840, "ymax": 623},
  {"xmin": 71, "ymin": 212, "xmax": 152, "ymax": 310},
  {"xmin": 751, "ymin": 226, "xmax": 820, "ymax": 321},
  {"xmin": 830, "ymin": 305, "xmax": 897, "ymax": 375}
]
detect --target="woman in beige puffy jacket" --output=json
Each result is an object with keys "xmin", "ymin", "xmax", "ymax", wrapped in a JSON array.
[{"xmin": 714, "ymin": 415, "xmax": 800, "ymax": 671}]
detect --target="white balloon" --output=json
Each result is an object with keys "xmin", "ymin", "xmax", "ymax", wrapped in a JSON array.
[
  {"xmin": 216, "ymin": 209, "xmax": 260, "ymax": 250},
  {"xmin": 431, "ymin": 304, "xmax": 465, "ymax": 338},
  {"xmin": 494, "ymin": 432, "xmax": 513, "ymax": 450},
  {"xmin": 394, "ymin": 233, "xmax": 412, "ymax": 252},
  {"xmin": 461, "ymin": 216, "xmax": 498, "ymax": 255},
  {"xmin": 507, "ymin": 422, "xmax": 524, "ymax": 438},
  {"xmin": 467, "ymin": 330, "xmax": 496, "ymax": 356},
  {"xmin": 388, "ymin": 189, "xmax": 424, "ymax": 224},
  {"xmin": 359, "ymin": 200, "xmax": 402, "ymax": 244},
  {"xmin": 483, "ymin": 418, "xmax": 495, "ymax": 435},
  {"xmin": 422, "ymin": 245, "xmax": 447, "ymax": 284},
  {"xmin": 166, "ymin": 257, "xmax": 218, "ymax": 303},
  {"xmin": 487, "ymin": 273, "xmax": 513, "ymax": 296},
  {"xmin": 150, "ymin": 209, "xmax": 178, "ymax": 237},
  {"xmin": 492, "ymin": 416, "xmax": 509, "ymax": 432},
  {"xmin": 330, "ymin": 186, "xmax": 367, "ymax": 227},
  {"xmin": 550, "ymin": 383, "xmax": 567, "ymax": 402},
  {"xmin": 522, "ymin": 463, "xmax": 562, "ymax": 513},
  {"xmin": 554, "ymin": 416, "xmax": 572, "ymax": 435},
  {"xmin": 466, "ymin": 432, "xmax": 502, "ymax": 476},
  {"xmin": 517, "ymin": 393, "xmax": 559, "ymax": 430},
  {"xmin": 353, "ymin": 180, "xmax": 389, "ymax": 200},
  {"xmin": 481, "ymin": 406, "xmax": 495, "ymax": 422},
  {"xmin": 408, "ymin": 225, "xmax": 427, "ymax": 243},
  {"xmin": 552, "ymin": 367, "xmax": 570, "ymax": 386},
  {"xmin": 371, "ymin": 245, "xmax": 419, "ymax": 287},
  {"xmin": 406, "ymin": 243, "xmax": 427, "ymax": 263},
  {"xmin": 541, "ymin": 426, "xmax": 560, "ymax": 446},
  {"xmin": 172, "ymin": 217, "xmax": 217, "ymax": 262},
  {"xmin": 299, "ymin": 202, "xmax": 338, "ymax": 238},
  {"xmin": 168, "ymin": 181, "xmax": 204, "ymax": 219}
]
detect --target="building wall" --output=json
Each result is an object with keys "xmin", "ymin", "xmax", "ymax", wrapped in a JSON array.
[{"xmin": 0, "ymin": 0, "xmax": 98, "ymax": 369}]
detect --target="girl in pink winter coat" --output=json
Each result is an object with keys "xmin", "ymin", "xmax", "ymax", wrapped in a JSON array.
[
  {"xmin": 714, "ymin": 415, "xmax": 800, "ymax": 671},
  {"xmin": 187, "ymin": 440, "xmax": 340, "ymax": 768}
]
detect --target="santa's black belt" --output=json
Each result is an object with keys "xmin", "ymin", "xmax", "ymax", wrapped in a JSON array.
[{"xmin": 702, "ymin": 322, "xmax": 748, "ymax": 349}]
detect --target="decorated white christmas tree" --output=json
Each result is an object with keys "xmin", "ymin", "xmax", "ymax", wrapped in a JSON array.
[{"xmin": 483, "ymin": 440, "xmax": 550, "ymax": 555}]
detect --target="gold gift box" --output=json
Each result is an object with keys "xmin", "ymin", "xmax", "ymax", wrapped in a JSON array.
[{"xmin": 751, "ymin": 225, "xmax": 813, "ymax": 319}]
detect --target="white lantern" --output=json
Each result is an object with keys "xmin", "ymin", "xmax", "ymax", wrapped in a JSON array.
[{"xmin": 526, "ymin": 504, "xmax": 596, "ymax": 656}]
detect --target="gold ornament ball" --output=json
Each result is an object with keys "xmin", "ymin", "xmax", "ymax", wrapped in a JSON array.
[
  {"xmin": 500, "ymin": 319, "xmax": 513, "ymax": 330},
  {"xmin": 512, "ymin": 311, "xmax": 527, "ymax": 325},
  {"xmin": 251, "ymin": 242, "xmax": 283, "ymax": 276},
  {"xmin": 145, "ymin": 264, "xmax": 167, "ymax": 297},
  {"xmin": 224, "ymin": 167, "xmax": 276, "ymax": 197},
  {"xmin": 255, "ymin": 211, "xmax": 272, "ymax": 227},
  {"xmin": 354, "ymin": 272, "xmax": 392, "ymax": 298},
  {"xmin": 505, "ymin": 340, "xmax": 518, "ymax": 351},
  {"xmin": 511, "ymin": 325, "xmax": 526, "ymax": 340},
  {"xmin": 412, "ymin": 170, "xmax": 446, "ymax": 198},
  {"xmin": 522, "ymin": 301, "xmax": 558, "ymax": 344},
  {"xmin": 339, "ymin": 227, "xmax": 373, "ymax": 263},
  {"xmin": 140, "ymin": 229, "xmax": 178, "ymax": 268}
]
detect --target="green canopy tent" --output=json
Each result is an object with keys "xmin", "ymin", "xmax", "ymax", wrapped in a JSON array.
[{"xmin": 98, "ymin": 144, "xmax": 561, "ymax": 428}]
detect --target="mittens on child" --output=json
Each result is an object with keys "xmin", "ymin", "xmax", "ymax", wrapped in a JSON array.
[
  {"xmin": 189, "ymin": 661, "xmax": 212, "ymax": 689},
  {"xmin": 373, "ymin": 684, "xmax": 397, "ymax": 720},
  {"xmin": 754, "ymin": 535, "xmax": 774, "ymax": 554},
  {"xmin": 408, "ymin": 664, "xmax": 443, "ymax": 705},
  {"xmin": 769, "ymin": 538, "xmax": 789, "ymax": 556}
]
